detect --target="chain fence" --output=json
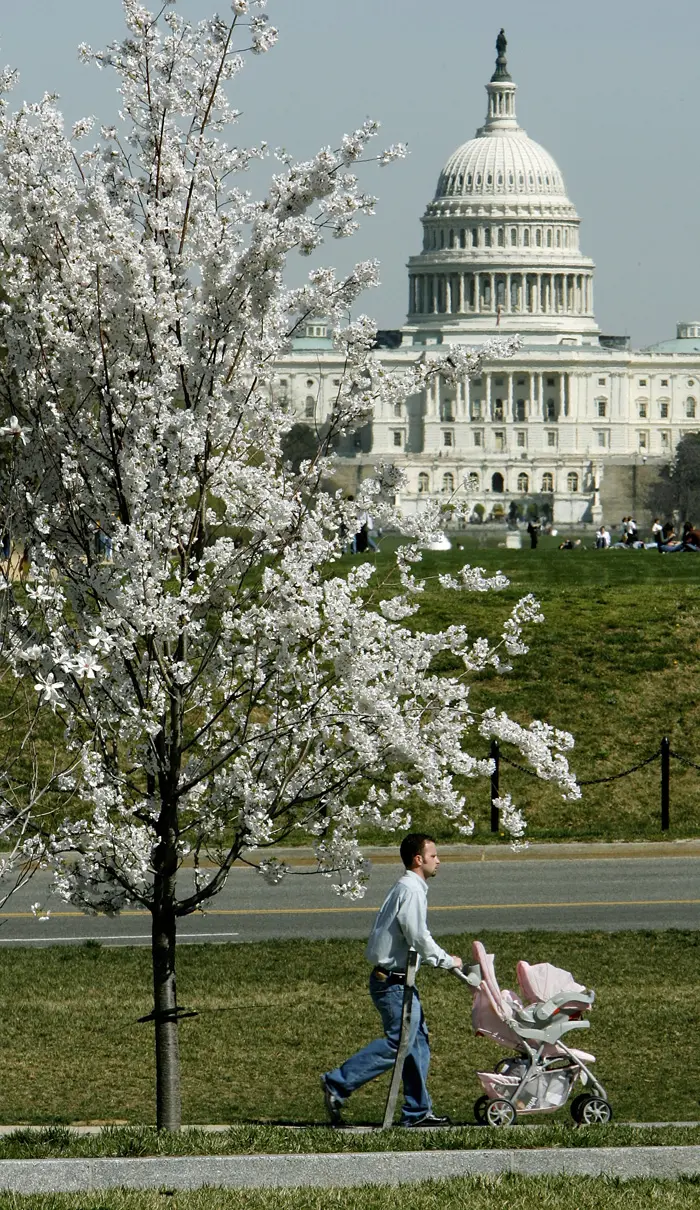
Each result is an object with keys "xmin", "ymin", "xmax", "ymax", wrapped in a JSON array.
[{"xmin": 490, "ymin": 737, "xmax": 691, "ymax": 833}]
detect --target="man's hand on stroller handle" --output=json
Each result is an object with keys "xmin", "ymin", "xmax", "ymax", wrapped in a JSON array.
[{"xmin": 449, "ymin": 955, "xmax": 464, "ymax": 970}]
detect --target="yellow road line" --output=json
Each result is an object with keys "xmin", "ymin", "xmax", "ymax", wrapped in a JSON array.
[{"xmin": 1, "ymin": 897, "xmax": 699, "ymax": 919}]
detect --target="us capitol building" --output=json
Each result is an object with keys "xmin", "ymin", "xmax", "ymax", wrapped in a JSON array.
[{"xmin": 278, "ymin": 32, "xmax": 700, "ymax": 525}]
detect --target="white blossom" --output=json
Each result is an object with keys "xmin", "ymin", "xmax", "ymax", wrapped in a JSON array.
[{"xmin": 33, "ymin": 673, "xmax": 64, "ymax": 710}]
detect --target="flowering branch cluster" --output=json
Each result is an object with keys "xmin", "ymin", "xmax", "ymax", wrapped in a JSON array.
[{"xmin": 0, "ymin": 1, "xmax": 578, "ymax": 922}]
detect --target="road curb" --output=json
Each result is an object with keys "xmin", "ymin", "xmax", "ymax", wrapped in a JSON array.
[
  {"xmin": 240, "ymin": 840, "xmax": 700, "ymax": 866},
  {"xmin": 3, "ymin": 1146, "xmax": 700, "ymax": 1191}
]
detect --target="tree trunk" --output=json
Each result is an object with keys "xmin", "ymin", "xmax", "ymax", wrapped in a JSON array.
[{"xmin": 152, "ymin": 887, "xmax": 181, "ymax": 1131}]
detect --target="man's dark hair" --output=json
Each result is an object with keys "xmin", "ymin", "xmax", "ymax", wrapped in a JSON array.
[{"xmin": 400, "ymin": 832, "xmax": 435, "ymax": 869}]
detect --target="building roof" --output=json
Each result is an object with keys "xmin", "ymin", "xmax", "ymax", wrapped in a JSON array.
[{"xmin": 645, "ymin": 323, "xmax": 700, "ymax": 354}]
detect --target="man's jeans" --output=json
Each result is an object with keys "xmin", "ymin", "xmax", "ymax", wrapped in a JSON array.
[{"xmin": 324, "ymin": 972, "xmax": 432, "ymax": 1123}]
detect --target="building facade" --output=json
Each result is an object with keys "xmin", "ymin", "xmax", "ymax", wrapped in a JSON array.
[{"xmin": 277, "ymin": 33, "xmax": 700, "ymax": 525}]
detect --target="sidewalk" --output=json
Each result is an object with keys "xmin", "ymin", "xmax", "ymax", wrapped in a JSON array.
[{"xmin": 3, "ymin": 1145, "xmax": 700, "ymax": 1191}]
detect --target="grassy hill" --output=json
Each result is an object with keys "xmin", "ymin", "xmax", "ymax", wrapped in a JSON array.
[{"xmin": 360, "ymin": 533, "xmax": 700, "ymax": 842}]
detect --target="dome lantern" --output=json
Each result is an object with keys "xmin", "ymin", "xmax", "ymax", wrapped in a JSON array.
[{"xmin": 482, "ymin": 29, "xmax": 518, "ymax": 134}]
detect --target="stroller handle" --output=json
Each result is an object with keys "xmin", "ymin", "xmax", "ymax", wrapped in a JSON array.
[{"xmin": 451, "ymin": 963, "xmax": 480, "ymax": 988}]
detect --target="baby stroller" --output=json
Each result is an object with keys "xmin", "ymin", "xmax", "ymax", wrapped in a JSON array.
[{"xmin": 457, "ymin": 940, "xmax": 612, "ymax": 1127}]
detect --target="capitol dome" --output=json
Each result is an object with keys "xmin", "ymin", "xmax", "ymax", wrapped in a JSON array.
[
  {"xmin": 436, "ymin": 136, "xmax": 567, "ymax": 203},
  {"xmin": 405, "ymin": 31, "xmax": 599, "ymax": 345}
]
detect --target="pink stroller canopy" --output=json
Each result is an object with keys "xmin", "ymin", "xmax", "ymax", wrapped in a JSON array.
[{"xmin": 517, "ymin": 960, "xmax": 586, "ymax": 1004}]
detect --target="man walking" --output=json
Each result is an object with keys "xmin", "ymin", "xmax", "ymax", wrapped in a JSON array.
[{"xmin": 321, "ymin": 833, "xmax": 462, "ymax": 1127}]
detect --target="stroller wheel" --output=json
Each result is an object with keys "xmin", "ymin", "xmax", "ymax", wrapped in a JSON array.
[
  {"xmin": 570, "ymin": 1093, "xmax": 588, "ymax": 1123},
  {"xmin": 473, "ymin": 1095, "xmax": 489, "ymax": 1124},
  {"xmin": 577, "ymin": 1096, "xmax": 613, "ymax": 1125},
  {"xmin": 485, "ymin": 1098, "xmax": 517, "ymax": 1127}
]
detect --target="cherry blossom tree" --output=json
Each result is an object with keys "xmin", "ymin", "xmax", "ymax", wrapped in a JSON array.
[{"xmin": 0, "ymin": 1, "xmax": 579, "ymax": 1130}]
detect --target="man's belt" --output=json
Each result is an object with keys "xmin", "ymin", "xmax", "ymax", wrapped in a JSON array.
[{"xmin": 372, "ymin": 966, "xmax": 406, "ymax": 983}]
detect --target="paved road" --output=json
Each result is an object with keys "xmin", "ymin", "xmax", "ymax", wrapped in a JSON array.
[{"xmin": 0, "ymin": 855, "xmax": 698, "ymax": 945}]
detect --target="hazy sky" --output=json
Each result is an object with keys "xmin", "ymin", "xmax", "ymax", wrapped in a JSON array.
[{"xmin": 2, "ymin": 0, "xmax": 698, "ymax": 347}]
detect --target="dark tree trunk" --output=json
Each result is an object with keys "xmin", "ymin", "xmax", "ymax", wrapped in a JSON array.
[{"xmin": 152, "ymin": 871, "xmax": 181, "ymax": 1131}]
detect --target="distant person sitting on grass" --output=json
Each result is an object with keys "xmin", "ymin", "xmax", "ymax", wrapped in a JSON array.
[
  {"xmin": 681, "ymin": 522, "xmax": 700, "ymax": 551},
  {"xmin": 595, "ymin": 525, "xmax": 611, "ymax": 549},
  {"xmin": 658, "ymin": 524, "xmax": 683, "ymax": 553},
  {"xmin": 558, "ymin": 538, "xmax": 583, "ymax": 550}
]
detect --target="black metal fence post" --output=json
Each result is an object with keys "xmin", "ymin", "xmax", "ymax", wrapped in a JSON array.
[
  {"xmin": 661, "ymin": 736, "xmax": 670, "ymax": 831},
  {"xmin": 490, "ymin": 739, "xmax": 500, "ymax": 834}
]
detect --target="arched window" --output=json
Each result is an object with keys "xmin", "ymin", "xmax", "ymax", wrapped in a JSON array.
[
  {"xmin": 556, "ymin": 229, "xmax": 561, "ymax": 247},
  {"xmin": 517, "ymin": 473, "xmax": 529, "ymax": 492},
  {"xmin": 687, "ymin": 397, "xmax": 696, "ymax": 418},
  {"xmin": 304, "ymin": 397, "xmax": 315, "ymax": 418},
  {"xmin": 440, "ymin": 229, "xmax": 445, "ymax": 248},
  {"xmin": 546, "ymin": 229, "xmax": 552, "ymax": 247},
  {"xmin": 442, "ymin": 473, "xmax": 455, "ymax": 494},
  {"xmin": 418, "ymin": 472, "xmax": 430, "ymax": 494},
  {"xmin": 449, "ymin": 228, "xmax": 455, "ymax": 248},
  {"xmin": 394, "ymin": 403, "xmax": 402, "ymax": 417},
  {"xmin": 459, "ymin": 229, "xmax": 466, "ymax": 248},
  {"xmin": 536, "ymin": 229, "xmax": 542, "ymax": 247},
  {"xmin": 497, "ymin": 227, "xmax": 505, "ymax": 246},
  {"xmin": 491, "ymin": 472, "xmax": 504, "ymax": 493},
  {"xmin": 567, "ymin": 472, "xmax": 579, "ymax": 493},
  {"xmin": 564, "ymin": 229, "xmax": 569, "ymax": 247},
  {"xmin": 510, "ymin": 228, "xmax": 517, "ymax": 245},
  {"xmin": 523, "ymin": 229, "xmax": 531, "ymax": 247},
  {"xmin": 541, "ymin": 472, "xmax": 554, "ymax": 493},
  {"xmin": 467, "ymin": 472, "xmax": 479, "ymax": 490}
]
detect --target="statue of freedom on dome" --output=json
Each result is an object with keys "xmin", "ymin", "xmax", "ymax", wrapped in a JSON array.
[{"xmin": 492, "ymin": 29, "xmax": 511, "ymax": 81}]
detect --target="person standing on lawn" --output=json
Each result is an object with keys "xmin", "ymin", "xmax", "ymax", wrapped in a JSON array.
[{"xmin": 321, "ymin": 833, "xmax": 463, "ymax": 1128}]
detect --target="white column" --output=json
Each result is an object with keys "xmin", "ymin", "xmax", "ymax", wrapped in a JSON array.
[
  {"xmin": 537, "ymin": 372, "xmax": 544, "ymax": 417},
  {"xmin": 445, "ymin": 276, "xmax": 452, "ymax": 315},
  {"xmin": 464, "ymin": 374, "xmax": 471, "ymax": 418},
  {"xmin": 505, "ymin": 272, "xmax": 512, "ymax": 313},
  {"xmin": 486, "ymin": 374, "xmax": 492, "ymax": 418},
  {"xmin": 475, "ymin": 273, "xmax": 481, "ymax": 313},
  {"xmin": 507, "ymin": 373, "xmax": 514, "ymax": 419},
  {"xmin": 458, "ymin": 274, "xmax": 465, "ymax": 314}
]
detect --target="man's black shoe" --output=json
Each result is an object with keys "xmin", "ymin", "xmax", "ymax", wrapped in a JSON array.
[
  {"xmin": 321, "ymin": 1075, "xmax": 344, "ymax": 1126},
  {"xmin": 402, "ymin": 1112, "xmax": 452, "ymax": 1128}
]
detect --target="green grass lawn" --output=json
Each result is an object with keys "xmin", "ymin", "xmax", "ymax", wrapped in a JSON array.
[
  {"xmin": 0, "ymin": 931, "xmax": 696, "ymax": 1127},
  {"xmin": 356, "ymin": 535, "xmax": 700, "ymax": 843},
  {"xmin": 1, "ymin": 1123, "xmax": 700, "ymax": 1159},
  {"xmin": 4, "ymin": 1178, "xmax": 700, "ymax": 1210}
]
